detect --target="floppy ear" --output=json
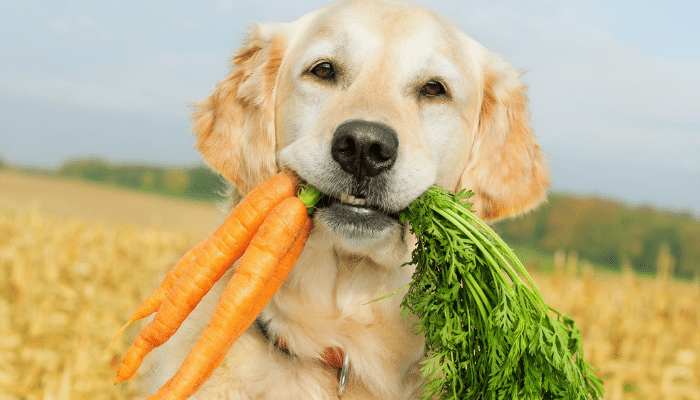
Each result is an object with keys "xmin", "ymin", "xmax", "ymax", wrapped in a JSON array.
[
  {"xmin": 459, "ymin": 54, "xmax": 549, "ymax": 221},
  {"xmin": 191, "ymin": 23, "xmax": 286, "ymax": 195}
]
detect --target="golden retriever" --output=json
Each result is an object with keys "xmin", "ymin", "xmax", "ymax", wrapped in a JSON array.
[{"xmin": 141, "ymin": 0, "xmax": 549, "ymax": 398}]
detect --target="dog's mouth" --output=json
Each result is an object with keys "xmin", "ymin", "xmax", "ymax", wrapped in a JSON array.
[
  {"xmin": 312, "ymin": 189, "xmax": 401, "ymax": 235},
  {"xmin": 315, "ymin": 192, "xmax": 398, "ymax": 217}
]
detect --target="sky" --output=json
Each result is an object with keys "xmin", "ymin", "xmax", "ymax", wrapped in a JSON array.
[{"xmin": 1, "ymin": 0, "xmax": 698, "ymax": 215}]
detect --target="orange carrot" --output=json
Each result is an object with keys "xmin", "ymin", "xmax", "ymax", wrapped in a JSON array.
[
  {"xmin": 184, "ymin": 218, "xmax": 312, "ymax": 398},
  {"xmin": 151, "ymin": 217, "xmax": 312, "ymax": 399},
  {"xmin": 146, "ymin": 197, "xmax": 310, "ymax": 400},
  {"xmin": 114, "ymin": 170, "xmax": 299, "ymax": 384},
  {"xmin": 106, "ymin": 239, "xmax": 207, "ymax": 353}
]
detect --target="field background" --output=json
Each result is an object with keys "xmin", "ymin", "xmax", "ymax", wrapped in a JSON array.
[{"xmin": 1, "ymin": 169, "xmax": 698, "ymax": 400}]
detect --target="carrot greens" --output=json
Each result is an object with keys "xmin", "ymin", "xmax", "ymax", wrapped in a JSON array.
[{"xmin": 399, "ymin": 185, "xmax": 604, "ymax": 400}]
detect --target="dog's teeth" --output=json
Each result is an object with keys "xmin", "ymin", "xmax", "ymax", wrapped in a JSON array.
[{"xmin": 339, "ymin": 193, "xmax": 366, "ymax": 206}]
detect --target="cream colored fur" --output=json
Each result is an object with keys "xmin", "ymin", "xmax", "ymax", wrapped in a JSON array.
[{"xmin": 140, "ymin": 0, "xmax": 549, "ymax": 398}]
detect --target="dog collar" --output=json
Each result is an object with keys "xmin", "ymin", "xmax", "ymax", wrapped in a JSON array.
[{"xmin": 255, "ymin": 318, "xmax": 350, "ymax": 395}]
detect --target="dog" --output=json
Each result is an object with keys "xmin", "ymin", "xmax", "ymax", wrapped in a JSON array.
[{"xmin": 141, "ymin": 0, "xmax": 549, "ymax": 398}]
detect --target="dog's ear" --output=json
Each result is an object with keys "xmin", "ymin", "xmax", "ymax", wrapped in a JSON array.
[
  {"xmin": 459, "ymin": 54, "xmax": 549, "ymax": 221},
  {"xmin": 191, "ymin": 23, "xmax": 286, "ymax": 194}
]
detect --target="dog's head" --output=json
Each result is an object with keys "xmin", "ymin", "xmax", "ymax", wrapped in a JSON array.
[{"xmin": 192, "ymin": 0, "xmax": 548, "ymax": 261}]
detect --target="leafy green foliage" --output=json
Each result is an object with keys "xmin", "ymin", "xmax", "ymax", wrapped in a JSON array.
[
  {"xmin": 400, "ymin": 186, "xmax": 605, "ymax": 400},
  {"xmin": 53, "ymin": 159, "xmax": 227, "ymax": 202},
  {"xmin": 495, "ymin": 194, "xmax": 700, "ymax": 278}
]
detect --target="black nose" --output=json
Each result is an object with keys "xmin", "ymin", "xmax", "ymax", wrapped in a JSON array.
[{"xmin": 331, "ymin": 120, "xmax": 399, "ymax": 181}]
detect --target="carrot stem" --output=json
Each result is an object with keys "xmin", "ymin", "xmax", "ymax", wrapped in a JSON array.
[{"xmin": 298, "ymin": 183, "xmax": 323, "ymax": 215}]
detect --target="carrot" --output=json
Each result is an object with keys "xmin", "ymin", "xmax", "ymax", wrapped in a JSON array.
[
  {"xmin": 146, "ymin": 197, "xmax": 310, "ymax": 400},
  {"xmin": 188, "ymin": 218, "xmax": 311, "ymax": 397},
  {"xmin": 114, "ymin": 170, "xmax": 299, "ymax": 384},
  {"xmin": 106, "ymin": 239, "xmax": 207, "ymax": 353},
  {"xmin": 163, "ymin": 217, "xmax": 312, "ymax": 399}
]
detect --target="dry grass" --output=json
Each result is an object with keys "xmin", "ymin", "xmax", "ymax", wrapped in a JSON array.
[
  {"xmin": 1, "ymin": 175, "xmax": 699, "ymax": 399},
  {"xmin": 0, "ymin": 206, "xmax": 198, "ymax": 399},
  {"xmin": 534, "ymin": 250, "xmax": 700, "ymax": 400}
]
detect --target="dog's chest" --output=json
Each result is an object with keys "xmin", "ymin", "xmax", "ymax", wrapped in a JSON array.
[{"xmin": 254, "ymin": 245, "xmax": 426, "ymax": 398}]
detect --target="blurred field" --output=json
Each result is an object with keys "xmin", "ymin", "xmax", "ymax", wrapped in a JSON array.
[
  {"xmin": 535, "ymin": 251, "xmax": 700, "ymax": 400},
  {"xmin": 1, "ymin": 172, "xmax": 699, "ymax": 399},
  {"xmin": 0, "ymin": 205, "xmax": 199, "ymax": 399},
  {"xmin": 0, "ymin": 171, "xmax": 217, "ymax": 399},
  {"xmin": 0, "ymin": 170, "xmax": 221, "ymax": 234}
]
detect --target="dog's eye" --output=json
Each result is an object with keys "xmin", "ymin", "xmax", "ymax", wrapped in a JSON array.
[
  {"xmin": 310, "ymin": 62, "xmax": 335, "ymax": 80},
  {"xmin": 420, "ymin": 80, "xmax": 446, "ymax": 97}
]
